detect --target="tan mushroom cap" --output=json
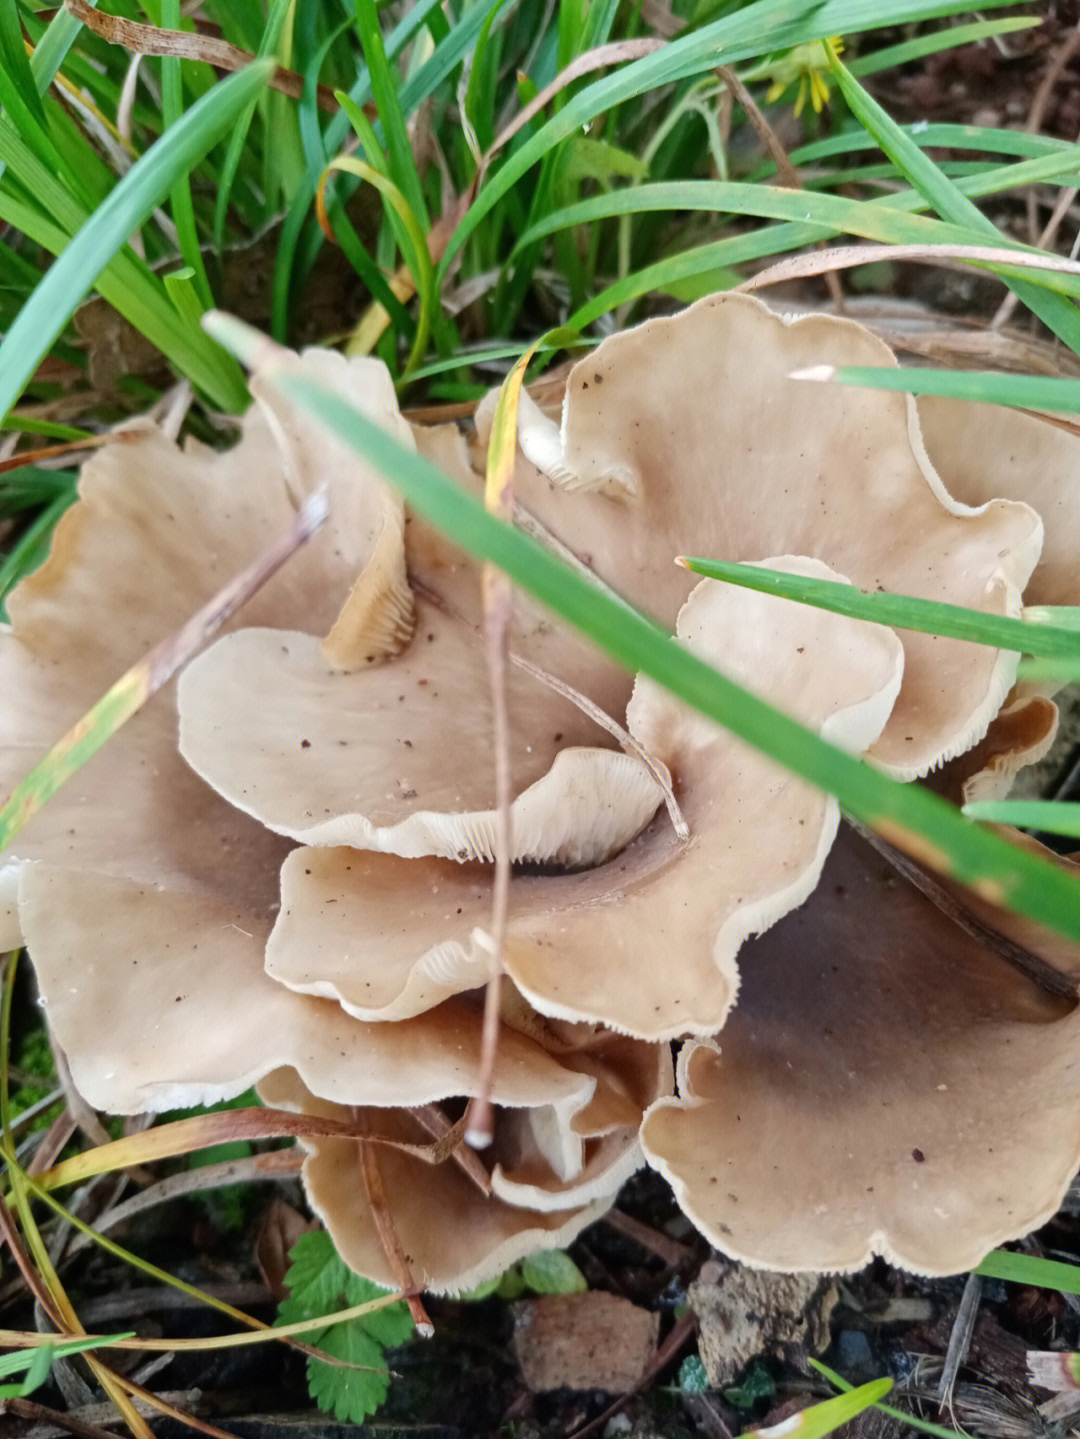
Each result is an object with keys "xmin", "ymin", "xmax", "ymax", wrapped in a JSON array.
[
  {"xmin": 0, "ymin": 342, "xmax": 420, "ymax": 868},
  {"xmin": 930, "ymin": 692, "xmax": 1059, "ymax": 806},
  {"xmin": 477, "ymin": 293, "xmax": 1042, "ymax": 779},
  {"xmin": 917, "ymin": 397, "xmax": 1080, "ymax": 610},
  {"xmin": 21, "ymin": 858, "xmax": 616, "ymax": 1115},
  {"xmin": 258, "ymin": 1021, "xmax": 671, "ymax": 1293},
  {"xmin": 259, "ymin": 1071, "xmax": 610, "ymax": 1295},
  {"xmin": 266, "ymin": 559, "xmax": 904, "ymax": 1038},
  {"xmin": 640, "ymin": 824, "xmax": 1080, "ymax": 1276},
  {"xmin": 915, "ymin": 397, "xmax": 1080, "ymax": 800},
  {"xmin": 490, "ymin": 1021, "xmax": 674, "ymax": 1212},
  {"xmin": 0, "ymin": 349, "xmax": 448, "ymax": 1068},
  {"xmin": 0, "ymin": 419, "xmax": 337, "ymax": 954},
  {"xmin": 178, "ymin": 604, "xmax": 662, "ymax": 867},
  {"xmin": 247, "ymin": 346, "xmax": 417, "ymax": 669}
]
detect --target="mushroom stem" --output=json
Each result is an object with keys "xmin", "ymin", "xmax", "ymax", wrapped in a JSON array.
[{"xmin": 355, "ymin": 1122, "xmax": 434, "ymax": 1338}]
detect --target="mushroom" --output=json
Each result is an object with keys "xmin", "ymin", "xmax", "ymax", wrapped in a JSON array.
[
  {"xmin": 0, "ymin": 338, "xmax": 674, "ymax": 1293},
  {"xmin": 640, "ymin": 823, "xmax": 1080, "ymax": 1275},
  {"xmin": 918, "ymin": 396, "xmax": 1080, "ymax": 800},
  {"xmin": 1, "ymin": 294, "xmax": 1068, "ymax": 1293},
  {"xmin": 469, "ymin": 293, "xmax": 1043, "ymax": 780},
  {"xmin": 259, "ymin": 1006, "xmax": 672, "ymax": 1293},
  {"xmin": 259, "ymin": 559, "xmax": 904, "ymax": 1037}
]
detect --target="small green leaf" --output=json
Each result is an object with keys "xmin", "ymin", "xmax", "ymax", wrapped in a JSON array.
[
  {"xmin": 496, "ymin": 1266, "xmax": 528, "ymax": 1299},
  {"xmin": 278, "ymin": 1230, "xmax": 413, "ymax": 1423},
  {"xmin": 455, "ymin": 1275, "xmax": 503, "ymax": 1301},
  {"xmin": 679, "ymin": 1354, "xmax": 710, "ymax": 1394},
  {"xmin": 520, "ymin": 1248, "xmax": 588, "ymax": 1295},
  {"xmin": 725, "ymin": 1363, "xmax": 776, "ymax": 1410},
  {"xmin": 305, "ymin": 1323, "xmax": 389, "ymax": 1424},
  {"xmin": 347, "ymin": 1274, "xmax": 414, "ymax": 1348}
]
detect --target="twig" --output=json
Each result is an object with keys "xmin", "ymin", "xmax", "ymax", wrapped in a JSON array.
[
  {"xmin": 845, "ymin": 816, "xmax": 1078, "ymax": 1000},
  {"xmin": 601, "ymin": 1208, "xmax": 696, "ymax": 1268},
  {"xmin": 938, "ymin": 1272, "xmax": 981, "ymax": 1413},
  {"xmin": 1, "ymin": 1396, "xmax": 129, "ymax": 1439},
  {"xmin": 464, "ymin": 359, "xmax": 520, "ymax": 1150},
  {"xmin": 739, "ymin": 240, "xmax": 1080, "ymax": 295},
  {"xmin": 716, "ymin": 64, "xmax": 844, "ymax": 310},
  {"xmin": 510, "ymin": 652, "xmax": 688, "ymax": 843},
  {"xmin": 407, "ymin": 1105, "xmax": 491, "ymax": 1195},
  {"xmin": 62, "ymin": 0, "xmax": 339, "ymax": 111},
  {"xmin": 357, "ymin": 1128, "xmax": 434, "ymax": 1338}
]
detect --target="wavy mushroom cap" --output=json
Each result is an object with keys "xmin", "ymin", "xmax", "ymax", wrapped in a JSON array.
[
  {"xmin": 918, "ymin": 396, "xmax": 1080, "ymax": 798},
  {"xmin": 474, "ymin": 293, "xmax": 1042, "ymax": 780},
  {"xmin": 640, "ymin": 824, "xmax": 1080, "ymax": 1275},
  {"xmin": 0, "ymin": 347, "xmax": 511, "ymax": 1112},
  {"xmin": 262, "ymin": 559, "xmax": 904, "ymax": 1038},
  {"xmin": 258, "ymin": 1011, "xmax": 672, "ymax": 1293},
  {"xmin": 917, "ymin": 397, "xmax": 1080, "ymax": 610}
]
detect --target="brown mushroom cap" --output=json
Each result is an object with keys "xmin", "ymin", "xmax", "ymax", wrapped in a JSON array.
[
  {"xmin": 917, "ymin": 397, "xmax": 1080, "ymax": 610},
  {"xmin": 265, "ymin": 559, "xmax": 904, "ymax": 1038},
  {"xmin": 0, "ymin": 348, "xmax": 462, "ymax": 1098},
  {"xmin": 21, "ymin": 849, "xmax": 625, "ymax": 1115},
  {"xmin": 916, "ymin": 397, "xmax": 1080, "ymax": 798},
  {"xmin": 640, "ymin": 823, "xmax": 1080, "ymax": 1275},
  {"xmin": 178, "ymin": 607, "xmax": 662, "ymax": 867},
  {"xmin": 259, "ymin": 1071, "xmax": 609, "ymax": 1295},
  {"xmin": 475, "ymin": 293, "xmax": 1042, "ymax": 779},
  {"xmin": 258, "ymin": 1020, "xmax": 671, "ymax": 1293}
]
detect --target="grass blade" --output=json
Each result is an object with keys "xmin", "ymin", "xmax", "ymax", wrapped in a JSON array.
[
  {"xmin": 828, "ymin": 52, "xmax": 1080, "ymax": 354},
  {"xmin": 976, "ymin": 1249, "xmax": 1080, "ymax": 1294},
  {"xmin": 810, "ymin": 1359, "xmax": 967, "ymax": 1439},
  {"xmin": 0, "ymin": 59, "xmax": 272, "ymax": 419},
  {"xmin": 849, "ymin": 17, "xmax": 1038, "ymax": 77},
  {"xmin": 963, "ymin": 801, "xmax": 1080, "ymax": 838},
  {"xmin": 677, "ymin": 557, "xmax": 1080, "ymax": 659},
  {"xmin": 745, "ymin": 1379, "xmax": 893, "ymax": 1439},
  {"xmin": 808, "ymin": 365, "xmax": 1080, "ymax": 414}
]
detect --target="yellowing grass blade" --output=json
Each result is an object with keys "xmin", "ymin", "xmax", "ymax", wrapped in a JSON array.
[{"xmin": 0, "ymin": 488, "xmax": 327, "ymax": 854}]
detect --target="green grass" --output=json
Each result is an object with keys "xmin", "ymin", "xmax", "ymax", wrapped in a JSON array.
[{"xmin": 7, "ymin": 0, "xmax": 1080, "ymax": 1427}]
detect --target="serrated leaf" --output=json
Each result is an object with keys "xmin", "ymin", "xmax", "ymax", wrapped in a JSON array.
[
  {"xmin": 520, "ymin": 1249, "xmax": 588, "ymax": 1295},
  {"xmin": 278, "ymin": 1229, "xmax": 413, "ymax": 1421},
  {"xmin": 344, "ymin": 1272, "xmax": 414, "ymax": 1348},
  {"xmin": 278, "ymin": 1230, "xmax": 351, "ymax": 1323},
  {"xmin": 306, "ymin": 1323, "xmax": 390, "ymax": 1424}
]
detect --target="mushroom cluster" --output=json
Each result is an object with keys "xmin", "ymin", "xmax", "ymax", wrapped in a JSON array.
[{"xmin": 3, "ymin": 292, "xmax": 1080, "ymax": 1288}]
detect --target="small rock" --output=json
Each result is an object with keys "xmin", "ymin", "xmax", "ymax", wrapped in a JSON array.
[{"xmin": 513, "ymin": 1291, "xmax": 660, "ymax": 1393}]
